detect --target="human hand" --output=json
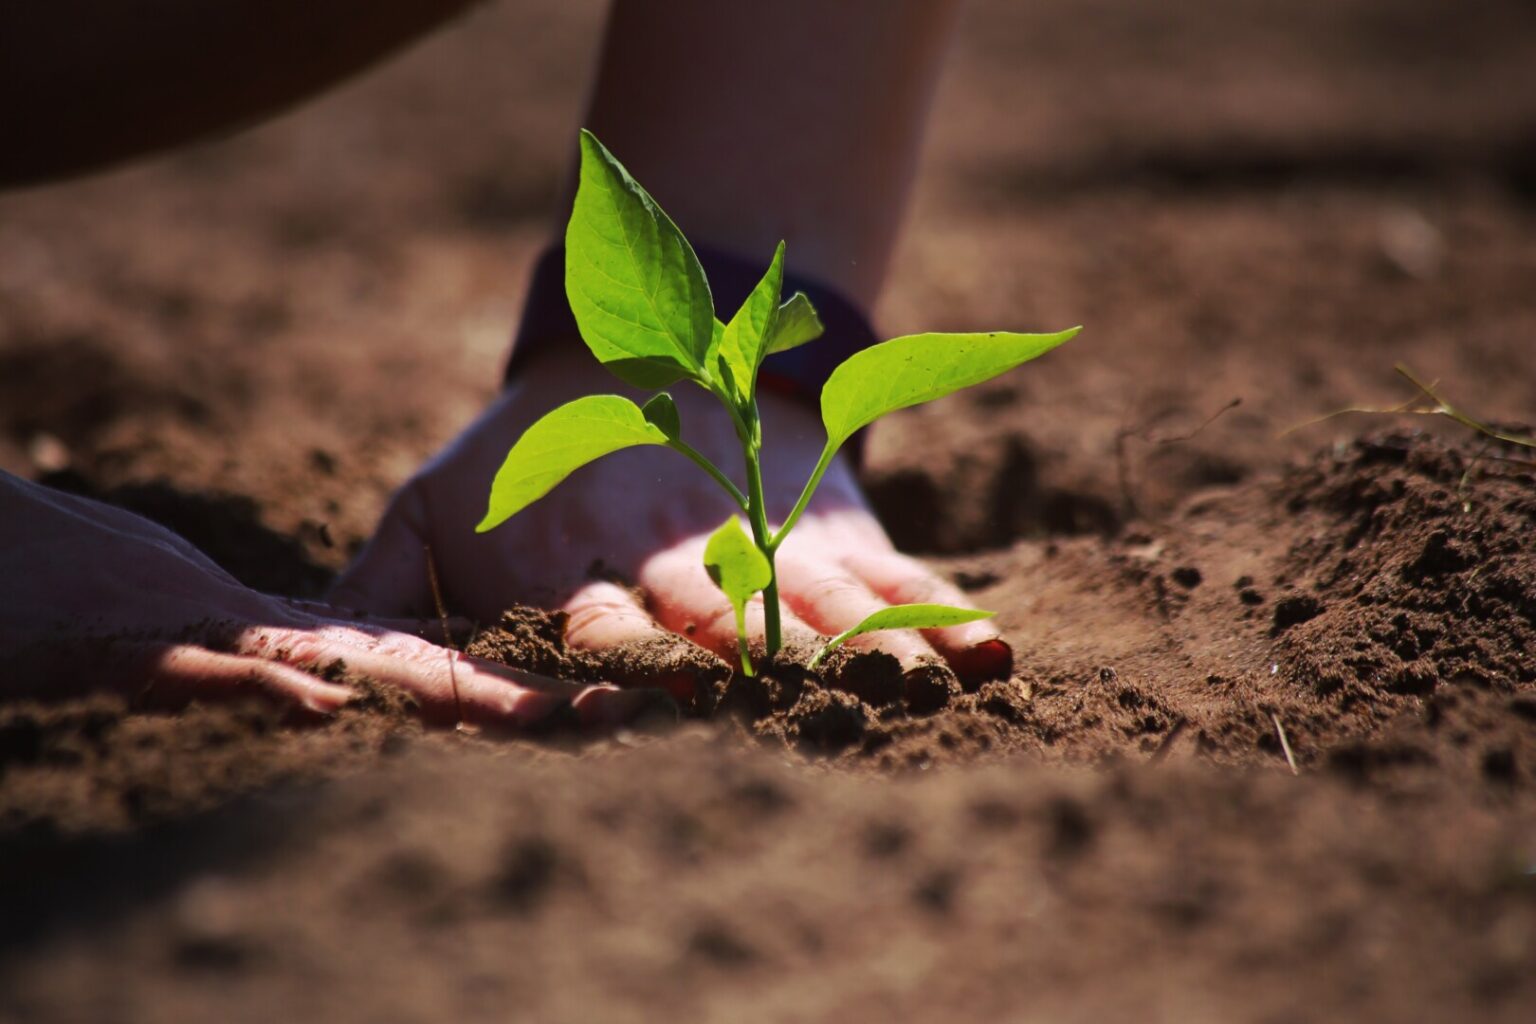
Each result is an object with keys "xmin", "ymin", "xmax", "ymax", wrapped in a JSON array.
[
  {"xmin": 332, "ymin": 347, "xmax": 1011, "ymax": 689},
  {"xmin": 0, "ymin": 471, "xmax": 665, "ymax": 731}
]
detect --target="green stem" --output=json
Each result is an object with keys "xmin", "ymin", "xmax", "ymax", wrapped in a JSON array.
[
  {"xmin": 698, "ymin": 372, "xmax": 755, "ymax": 449},
  {"xmin": 742, "ymin": 420, "xmax": 781, "ymax": 661},
  {"xmin": 667, "ymin": 439, "xmax": 749, "ymax": 512},
  {"xmin": 768, "ymin": 438, "xmax": 840, "ymax": 551},
  {"xmin": 734, "ymin": 605, "xmax": 755, "ymax": 676}
]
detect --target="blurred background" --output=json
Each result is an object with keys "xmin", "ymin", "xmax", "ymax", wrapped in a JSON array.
[{"xmin": 2, "ymin": 0, "xmax": 1534, "ymax": 574}]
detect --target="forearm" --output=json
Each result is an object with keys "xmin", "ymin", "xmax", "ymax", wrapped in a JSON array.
[
  {"xmin": 582, "ymin": 0, "xmax": 962, "ymax": 308},
  {"xmin": 0, "ymin": 0, "xmax": 481, "ymax": 187}
]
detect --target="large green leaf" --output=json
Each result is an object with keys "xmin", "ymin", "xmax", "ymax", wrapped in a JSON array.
[
  {"xmin": 716, "ymin": 242, "xmax": 784, "ymax": 403},
  {"xmin": 763, "ymin": 292, "xmax": 824, "ymax": 355},
  {"xmin": 564, "ymin": 130, "xmax": 714, "ymax": 388},
  {"xmin": 702, "ymin": 516, "xmax": 773, "ymax": 675},
  {"xmin": 820, "ymin": 328, "xmax": 1080, "ymax": 445},
  {"xmin": 808, "ymin": 603, "xmax": 995, "ymax": 668},
  {"xmin": 477, "ymin": 395, "xmax": 668, "ymax": 532}
]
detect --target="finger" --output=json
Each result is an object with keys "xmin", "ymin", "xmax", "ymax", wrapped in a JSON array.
[
  {"xmin": 563, "ymin": 580, "xmax": 667, "ymax": 650},
  {"xmin": 367, "ymin": 651, "xmax": 674, "ymax": 734},
  {"xmin": 442, "ymin": 657, "xmax": 675, "ymax": 732},
  {"xmin": 244, "ymin": 625, "xmax": 554, "ymax": 727},
  {"xmin": 571, "ymin": 684, "xmax": 679, "ymax": 733},
  {"xmin": 242, "ymin": 625, "xmax": 672, "ymax": 734},
  {"xmin": 639, "ymin": 543, "xmax": 821, "ymax": 664},
  {"xmin": 563, "ymin": 580, "xmax": 703, "ymax": 702},
  {"xmin": 841, "ymin": 549, "xmax": 1013, "ymax": 683},
  {"xmin": 774, "ymin": 555, "xmax": 941, "ymax": 674},
  {"xmin": 131, "ymin": 644, "xmax": 353, "ymax": 718},
  {"xmin": 328, "ymin": 485, "xmax": 433, "ymax": 618},
  {"xmin": 283, "ymin": 599, "xmax": 473, "ymax": 644}
]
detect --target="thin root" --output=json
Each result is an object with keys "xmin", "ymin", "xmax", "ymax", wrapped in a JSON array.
[{"xmin": 425, "ymin": 544, "xmax": 470, "ymax": 732}]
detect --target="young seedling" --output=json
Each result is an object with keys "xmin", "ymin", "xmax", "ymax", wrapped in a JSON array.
[{"xmin": 478, "ymin": 130, "xmax": 1079, "ymax": 676}]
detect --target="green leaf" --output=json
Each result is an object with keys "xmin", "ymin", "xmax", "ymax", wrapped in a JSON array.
[
  {"xmin": 564, "ymin": 129, "xmax": 714, "ymax": 388},
  {"xmin": 820, "ymin": 328, "xmax": 1080, "ymax": 446},
  {"xmin": 640, "ymin": 392, "xmax": 680, "ymax": 440},
  {"xmin": 717, "ymin": 242, "xmax": 784, "ymax": 402},
  {"xmin": 714, "ymin": 351, "xmax": 737, "ymax": 402},
  {"xmin": 702, "ymin": 516, "xmax": 773, "ymax": 675},
  {"xmin": 809, "ymin": 603, "xmax": 995, "ymax": 669},
  {"xmin": 706, "ymin": 317, "xmax": 726, "ymax": 371},
  {"xmin": 477, "ymin": 395, "xmax": 668, "ymax": 532},
  {"xmin": 763, "ymin": 292, "xmax": 824, "ymax": 355}
]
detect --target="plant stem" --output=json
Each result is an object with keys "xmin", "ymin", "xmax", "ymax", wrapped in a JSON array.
[
  {"xmin": 667, "ymin": 438, "xmax": 749, "ymax": 511},
  {"xmin": 734, "ymin": 605, "xmax": 754, "ymax": 676},
  {"xmin": 769, "ymin": 439, "xmax": 840, "ymax": 551},
  {"xmin": 742, "ymin": 422, "xmax": 781, "ymax": 660}
]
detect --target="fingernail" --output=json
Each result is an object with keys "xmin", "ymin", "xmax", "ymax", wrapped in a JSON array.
[
  {"xmin": 949, "ymin": 638, "xmax": 1013, "ymax": 686},
  {"xmin": 305, "ymin": 685, "xmax": 354, "ymax": 714},
  {"xmin": 577, "ymin": 686, "xmax": 679, "ymax": 731}
]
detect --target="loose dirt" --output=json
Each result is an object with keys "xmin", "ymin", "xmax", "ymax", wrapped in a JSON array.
[{"xmin": 2, "ymin": 1, "xmax": 1534, "ymax": 1020}]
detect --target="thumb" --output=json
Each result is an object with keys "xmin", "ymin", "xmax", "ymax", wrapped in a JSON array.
[{"xmin": 329, "ymin": 485, "xmax": 434, "ymax": 618}]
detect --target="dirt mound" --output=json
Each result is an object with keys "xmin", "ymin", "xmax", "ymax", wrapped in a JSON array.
[
  {"xmin": 445, "ymin": 433, "xmax": 1536, "ymax": 793},
  {"xmin": 1278, "ymin": 432, "xmax": 1536, "ymax": 696},
  {"xmin": 4, "ymin": 0, "xmax": 1536, "ymax": 1018}
]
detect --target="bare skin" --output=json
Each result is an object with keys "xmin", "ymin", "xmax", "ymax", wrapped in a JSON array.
[
  {"xmin": 0, "ymin": 471, "xmax": 665, "ymax": 730},
  {"xmin": 1, "ymin": 0, "xmax": 1006, "ymax": 717},
  {"xmin": 0, "ymin": 0, "xmax": 670, "ymax": 729},
  {"xmin": 330, "ymin": 348, "xmax": 1011, "ymax": 682}
]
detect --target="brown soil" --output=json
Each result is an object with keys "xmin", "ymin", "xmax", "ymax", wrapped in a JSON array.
[{"xmin": 3, "ymin": 0, "xmax": 1536, "ymax": 1020}]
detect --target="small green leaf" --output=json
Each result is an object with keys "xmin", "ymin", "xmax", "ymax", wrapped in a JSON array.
[
  {"xmin": 714, "ymin": 352, "xmax": 738, "ymax": 403},
  {"xmin": 809, "ymin": 603, "xmax": 995, "ymax": 669},
  {"xmin": 564, "ymin": 130, "xmax": 714, "ymax": 388},
  {"xmin": 705, "ymin": 317, "xmax": 726, "ymax": 372},
  {"xmin": 763, "ymin": 292, "xmax": 823, "ymax": 355},
  {"xmin": 640, "ymin": 392, "xmax": 680, "ymax": 440},
  {"xmin": 703, "ymin": 516, "xmax": 772, "ymax": 598},
  {"xmin": 820, "ymin": 328, "xmax": 1080, "ymax": 446},
  {"xmin": 717, "ymin": 242, "xmax": 785, "ymax": 402},
  {"xmin": 477, "ymin": 395, "xmax": 668, "ymax": 532},
  {"xmin": 702, "ymin": 516, "xmax": 772, "ymax": 675}
]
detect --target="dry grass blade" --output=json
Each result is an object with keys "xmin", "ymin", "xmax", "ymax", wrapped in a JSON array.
[
  {"xmin": 1270, "ymin": 712, "xmax": 1299, "ymax": 776},
  {"xmin": 1284, "ymin": 364, "xmax": 1536, "ymax": 458},
  {"xmin": 1392, "ymin": 364, "xmax": 1536, "ymax": 450}
]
